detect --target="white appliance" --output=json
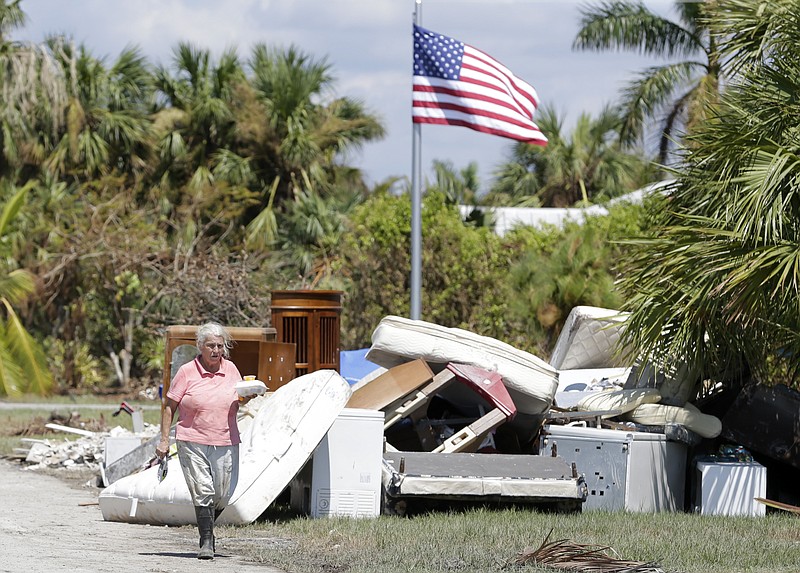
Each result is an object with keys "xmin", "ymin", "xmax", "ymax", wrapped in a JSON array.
[
  {"xmin": 310, "ymin": 408, "xmax": 384, "ymax": 518},
  {"xmin": 539, "ymin": 424, "xmax": 687, "ymax": 512},
  {"xmin": 694, "ymin": 459, "xmax": 767, "ymax": 516}
]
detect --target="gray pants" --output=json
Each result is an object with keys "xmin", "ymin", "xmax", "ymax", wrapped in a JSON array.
[{"xmin": 177, "ymin": 440, "xmax": 239, "ymax": 510}]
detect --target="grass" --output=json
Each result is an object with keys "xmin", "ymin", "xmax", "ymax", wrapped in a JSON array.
[{"xmin": 219, "ymin": 506, "xmax": 800, "ymax": 573}]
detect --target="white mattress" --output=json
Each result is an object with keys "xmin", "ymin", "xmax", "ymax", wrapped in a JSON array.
[
  {"xmin": 549, "ymin": 306, "xmax": 631, "ymax": 370},
  {"xmin": 625, "ymin": 360, "xmax": 696, "ymax": 406},
  {"xmin": 365, "ymin": 316, "xmax": 557, "ymax": 415},
  {"xmin": 98, "ymin": 370, "xmax": 351, "ymax": 526}
]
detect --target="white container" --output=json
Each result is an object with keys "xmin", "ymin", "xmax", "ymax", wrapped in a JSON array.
[
  {"xmin": 235, "ymin": 378, "xmax": 267, "ymax": 397},
  {"xmin": 694, "ymin": 459, "xmax": 766, "ymax": 516},
  {"xmin": 310, "ymin": 408, "xmax": 384, "ymax": 518},
  {"xmin": 104, "ymin": 436, "xmax": 143, "ymax": 466},
  {"xmin": 539, "ymin": 424, "xmax": 687, "ymax": 512}
]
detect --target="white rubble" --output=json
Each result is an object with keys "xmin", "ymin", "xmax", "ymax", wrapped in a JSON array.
[{"xmin": 20, "ymin": 423, "xmax": 159, "ymax": 472}]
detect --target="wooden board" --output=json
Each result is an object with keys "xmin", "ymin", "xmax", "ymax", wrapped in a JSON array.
[
  {"xmin": 257, "ymin": 341, "xmax": 297, "ymax": 392},
  {"xmin": 346, "ymin": 359, "xmax": 433, "ymax": 410}
]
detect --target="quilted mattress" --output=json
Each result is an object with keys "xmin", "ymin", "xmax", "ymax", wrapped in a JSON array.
[
  {"xmin": 365, "ymin": 315, "xmax": 557, "ymax": 415},
  {"xmin": 549, "ymin": 306, "xmax": 631, "ymax": 370}
]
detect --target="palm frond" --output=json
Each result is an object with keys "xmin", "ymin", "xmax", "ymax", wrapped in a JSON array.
[
  {"xmin": 573, "ymin": 0, "xmax": 702, "ymax": 58},
  {"xmin": 189, "ymin": 165, "xmax": 213, "ymax": 191},
  {"xmin": 0, "ymin": 331, "xmax": 25, "ymax": 398},
  {"xmin": 0, "ymin": 183, "xmax": 32, "ymax": 236},
  {"xmin": 245, "ymin": 177, "xmax": 280, "ymax": 249},
  {"xmin": 619, "ymin": 61, "xmax": 704, "ymax": 145},
  {"xmin": 730, "ymin": 146, "xmax": 800, "ymax": 243},
  {"xmin": 0, "ymin": 269, "xmax": 35, "ymax": 305},
  {"xmin": 1, "ymin": 299, "xmax": 52, "ymax": 395},
  {"xmin": 513, "ymin": 530, "xmax": 664, "ymax": 572},
  {"xmin": 211, "ymin": 149, "xmax": 253, "ymax": 186},
  {"xmin": 712, "ymin": 0, "xmax": 800, "ymax": 75}
]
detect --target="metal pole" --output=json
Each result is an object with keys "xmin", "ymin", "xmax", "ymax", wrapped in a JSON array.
[{"xmin": 410, "ymin": 0, "xmax": 422, "ymax": 320}]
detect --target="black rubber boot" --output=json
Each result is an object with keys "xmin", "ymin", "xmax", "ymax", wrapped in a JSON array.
[
  {"xmin": 195, "ymin": 505, "xmax": 215, "ymax": 560},
  {"xmin": 213, "ymin": 507, "xmax": 223, "ymax": 552}
]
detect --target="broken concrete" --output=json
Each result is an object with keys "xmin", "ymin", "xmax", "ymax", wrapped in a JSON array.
[{"xmin": 15, "ymin": 422, "xmax": 158, "ymax": 479}]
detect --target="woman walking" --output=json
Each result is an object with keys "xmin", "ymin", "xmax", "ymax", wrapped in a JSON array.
[{"xmin": 156, "ymin": 322, "xmax": 254, "ymax": 559}]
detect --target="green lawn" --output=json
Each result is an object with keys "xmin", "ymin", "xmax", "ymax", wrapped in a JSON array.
[{"xmin": 224, "ymin": 505, "xmax": 800, "ymax": 573}]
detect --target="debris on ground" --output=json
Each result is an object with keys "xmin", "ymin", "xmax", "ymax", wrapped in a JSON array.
[
  {"xmin": 12, "ymin": 421, "xmax": 158, "ymax": 473},
  {"xmin": 7, "ymin": 306, "xmax": 800, "ymax": 522},
  {"xmin": 511, "ymin": 530, "xmax": 664, "ymax": 572}
]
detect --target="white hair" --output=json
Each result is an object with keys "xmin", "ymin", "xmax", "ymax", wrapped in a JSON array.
[{"xmin": 195, "ymin": 322, "xmax": 233, "ymax": 358}]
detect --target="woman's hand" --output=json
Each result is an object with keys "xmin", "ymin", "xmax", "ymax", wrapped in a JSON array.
[{"xmin": 155, "ymin": 437, "xmax": 170, "ymax": 459}]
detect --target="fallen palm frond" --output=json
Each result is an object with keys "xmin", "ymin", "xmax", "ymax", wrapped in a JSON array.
[{"xmin": 511, "ymin": 529, "xmax": 664, "ymax": 572}]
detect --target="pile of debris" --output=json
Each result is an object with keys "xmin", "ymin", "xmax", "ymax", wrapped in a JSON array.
[
  {"xmin": 13, "ymin": 415, "xmax": 159, "ymax": 474},
  {"xmin": 14, "ymin": 305, "xmax": 797, "ymax": 522},
  {"xmin": 349, "ymin": 306, "xmax": 799, "ymax": 515}
]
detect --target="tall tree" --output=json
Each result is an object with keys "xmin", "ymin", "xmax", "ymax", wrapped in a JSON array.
[
  {"xmin": 573, "ymin": 1, "xmax": 722, "ymax": 163},
  {"xmin": 43, "ymin": 39, "xmax": 153, "ymax": 181},
  {"xmin": 488, "ymin": 106, "xmax": 655, "ymax": 207},
  {"xmin": 151, "ymin": 42, "xmax": 256, "ymax": 234},
  {"xmin": 0, "ymin": 0, "xmax": 68, "ymax": 178},
  {"xmin": 243, "ymin": 44, "xmax": 385, "ymax": 249},
  {"xmin": 617, "ymin": 0, "xmax": 800, "ymax": 389}
]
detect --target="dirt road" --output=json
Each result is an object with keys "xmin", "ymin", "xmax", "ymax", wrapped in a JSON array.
[{"xmin": 0, "ymin": 460, "xmax": 285, "ymax": 573}]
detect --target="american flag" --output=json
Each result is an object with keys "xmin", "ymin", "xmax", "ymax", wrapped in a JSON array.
[{"xmin": 412, "ymin": 24, "xmax": 547, "ymax": 145}]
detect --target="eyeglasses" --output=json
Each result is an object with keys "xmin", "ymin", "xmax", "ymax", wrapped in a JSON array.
[{"xmin": 204, "ymin": 343, "xmax": 226, "ymax": 350}]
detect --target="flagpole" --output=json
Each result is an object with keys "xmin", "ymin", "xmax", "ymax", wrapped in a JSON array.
[{"xmin": 410, "ymin": 0, "xmax": 422, "ymax": 320}]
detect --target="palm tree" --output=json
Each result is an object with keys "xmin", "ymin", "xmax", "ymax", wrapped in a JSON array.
[
  {"xmin": 0, "ymin": 0, "xmax": 23, "ymax": 43},
  {"xmin": 617, "ymin": 0, "xmax": 800, "ymax": 388},
  {"xmin": 243, "ymin": 44, "xmax": 385, "ymax": 249},
  {"xmin": 573, "ymin": 1, "xmax": 722, "ymax": 164},
  {"xmin": 429, "ymin": 160, "xmax": 479, "ymax": 206},
  {"xmin": 487, "ymin": 106, "xmax": 655, "ymax": 207},
  {"xmin": 0, "ymin": 183, "xmax": 53, "ymax": 396},
  {"xmin": 43, "ymin": 39, "xmax": 153, "ymax": 181},
  {"xmin": 149, "ymin": 42, "xmax": 266, "ymax": 240},
  {"xmin": 152, "ymin": 44, "xmax": 249, "ymax": 187},
  {"xmin": 0, "ymin": 0, "xmax": 68, "ymax": 178}
]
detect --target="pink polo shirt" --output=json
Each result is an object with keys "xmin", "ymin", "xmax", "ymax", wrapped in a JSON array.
[{"xmin": 167, "ymin": 357, "xmax": 243, "ymax": 446}]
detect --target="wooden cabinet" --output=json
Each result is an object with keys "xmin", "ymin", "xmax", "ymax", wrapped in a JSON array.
[{"xmin": 270, "ymin": 290, "xmax": 342, "ymax": 376}]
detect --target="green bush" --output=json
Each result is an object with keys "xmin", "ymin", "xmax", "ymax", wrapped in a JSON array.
[{"xmin": 505, "ymin": 201, "xmax": 646, "ymax": 357}]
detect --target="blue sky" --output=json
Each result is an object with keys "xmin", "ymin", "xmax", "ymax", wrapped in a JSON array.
[{"xmin": 17, "ymin": 0, "xmax": 675, "ymax": 192}]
